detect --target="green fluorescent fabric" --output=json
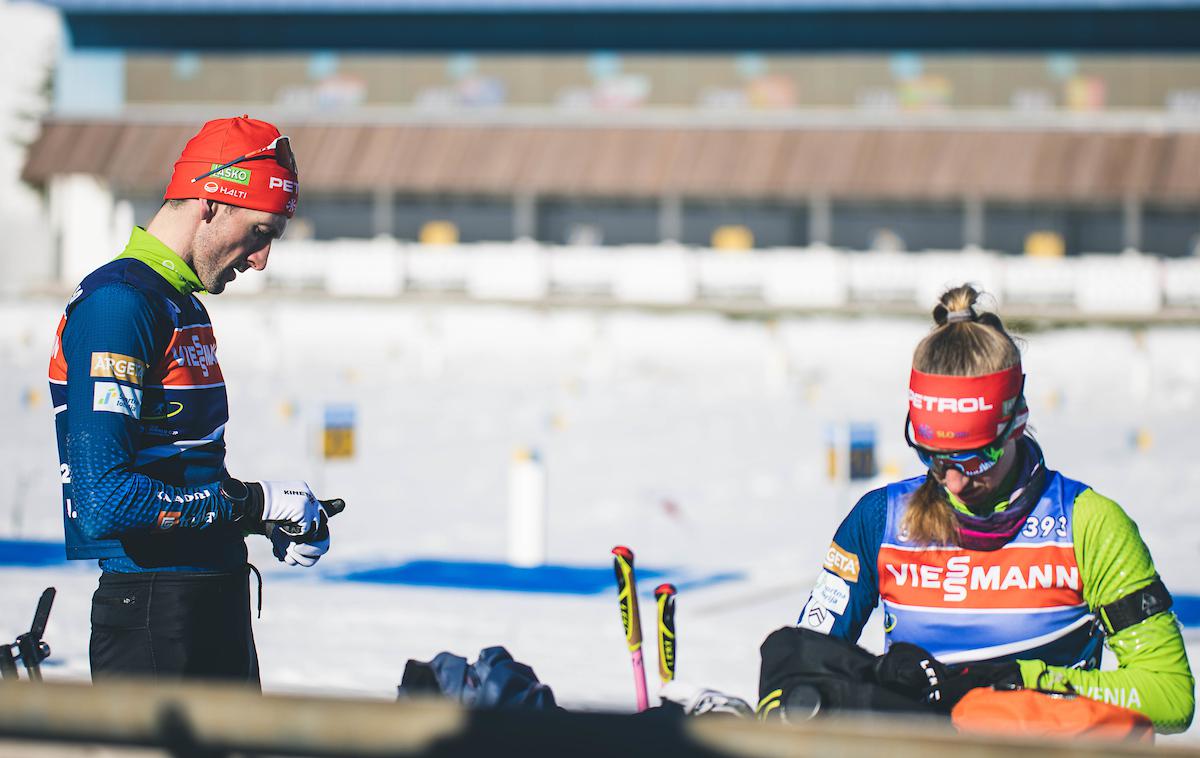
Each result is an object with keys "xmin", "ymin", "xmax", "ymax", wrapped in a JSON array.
[
  {"xmin": 115, "ymin": 227, "xmax": 205, "ymax": 295},
  {"xmin": 1017, "ymin": 489, "xmax": 1195, "ymax": 733}
]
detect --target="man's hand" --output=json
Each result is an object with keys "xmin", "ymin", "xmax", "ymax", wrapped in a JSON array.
[
  {"xmin": 270, "ymin": 526, "xmax": 329, "ymax": 567},
  {"xmin": 268, "ymin": 498, "xmax": 343, "ymax": 568},
  {"xmin": 222, "ymin": 479, "xmax": 321, "ymax": 536}
]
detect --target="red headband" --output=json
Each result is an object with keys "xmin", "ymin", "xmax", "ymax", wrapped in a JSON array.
[
  {"xmin": 908, "ymin": 365, "xmax": 1025, "ymax": 450},
  {"xmin": 164, "ymin": 115, "xmax": 298, "ymax": 218}
]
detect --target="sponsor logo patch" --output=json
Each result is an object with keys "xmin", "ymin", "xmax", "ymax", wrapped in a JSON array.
[
  {"xmin": 269, "ymin": 176, "xmax": 298, "ymax": 193},
  {"xmin": 204, "ymin": 181, "xmax": 219, "ymax": 193},
  {"xmin": 798, "ymin": 601, "xmax": 835, "ymax": 634},
  {"xmin": 142, "ymin": 401, "xmax": 184, "ymax": 420},
  {"xmin": 156, "ymin": 489, "xmax": 211, "ymax": 504},
  {"xmin": 908, "ymin": 391, "xmax": 996, "ymax": 413},
  {"xmin": 879, "ymin": 546, "xmax": 1081, "ymax": 608},
  {"xmin": 216, "ymin": 185, "xmax": 248, "ymax": 200},
  {"xmin": 812, "ymin": 571, "xmax": 851, "ymax": 614},
  {"xmin": 208, "ymin": 163, "xmax": 252, "ymax": 186},
  {"xmin": 93, "ymin": 381, "xmax": 142, "ymax": 418},
  {"xmin": 883, "ymin": 611, "xmax": 898, "ymax": 633},
  {"xmin": 823, "ymin": 541, "xmax": 860, "ymax": 583},
  {"xmin": 170, "ymin": 329, "xmax": 220, "ymax": 380},
  {"xmin": 157, "ymin": 510, "xmax": 182, "ymax": 529},
  {"xmin": 90, "ymin": 352, "xmax": 147, "ymax": 385}
]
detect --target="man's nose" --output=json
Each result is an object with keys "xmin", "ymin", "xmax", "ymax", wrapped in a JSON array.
[{"xmin": 247, "ymin": 243, "xmax": 271, "ymax": 271}]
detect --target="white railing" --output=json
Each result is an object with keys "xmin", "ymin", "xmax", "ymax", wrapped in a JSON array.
[{"xmin": 263, "ymin": 238, "xmax": 1200, "ymax": 317}]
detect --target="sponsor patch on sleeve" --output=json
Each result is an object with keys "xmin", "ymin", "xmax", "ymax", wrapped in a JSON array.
[
  {"xmin": 91, "ymin": 352, "xmax": 147, "ymax": 386},
  {"xmin": 797, "ymin": 598, "xmax": 836, "ymax": 634},
  {"xmin": 823, "ymin": 541, "xmax": 860, "ymax": 583},
  {"xmin": 93, "ymin": 381, "xmax": 143, "ymax": 418},
  {"xmin": 812, "ymin": 570, "xmax": 851, "ymax": 614}
]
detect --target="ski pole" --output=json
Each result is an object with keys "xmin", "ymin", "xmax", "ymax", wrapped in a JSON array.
[
  {"xmin": 611, "ymin": 546, "xmax": 649, "ymax": 712},
  {"xmin": 4, "ymin": 587, "xmax": 55, "ymax": 682},
  {"xmin": 18, "ymin": 588, "xmax": 55, "ymax": 681},
  {"xmin": 654, "ymin": 583, "xmax": 677, "ymax": 686},
  {"xmin": 276, "ymin": 497, "xmax": 346, "ymax": 540}
]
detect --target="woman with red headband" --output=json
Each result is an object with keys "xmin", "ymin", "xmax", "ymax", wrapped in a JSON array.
[{"xmin": 779, "ymin": 284, "xmax": 1193, "ymax": 732}]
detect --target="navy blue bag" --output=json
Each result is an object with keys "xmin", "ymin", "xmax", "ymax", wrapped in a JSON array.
[{"xmin": 398, "ymin": 646, "xmax": 559, "ymax": 711}]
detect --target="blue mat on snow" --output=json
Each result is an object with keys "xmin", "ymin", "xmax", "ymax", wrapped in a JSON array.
[
  {"xmin": 3, "ymin": 539, "xmax": 1199, "ymax": 621},
  {"xmin": 0, "ymin": 540, "xmax": 67, "ymax": 568},
  {"xmin": 1174, "ymin": 594, "xmax": 1200, "ymax": 628},
  {"xmin": 338, "ymin": 559, "xmax": 740, "ymax": 595}
]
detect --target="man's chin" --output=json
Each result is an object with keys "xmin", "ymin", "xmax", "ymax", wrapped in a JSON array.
[{"xmin": 202, "ymin": 270, "xmax": 236, "ymax": 295}]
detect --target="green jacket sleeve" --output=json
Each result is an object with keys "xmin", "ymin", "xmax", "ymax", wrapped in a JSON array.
[{"xmin": 1015, "ymin": 489, "xmax": 1194, "ymax": 734}]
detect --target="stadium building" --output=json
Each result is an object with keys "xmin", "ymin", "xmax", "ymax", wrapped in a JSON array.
[{"xmin": 11, "ymin": 0, "xmax": 1200, "ymax": 312}]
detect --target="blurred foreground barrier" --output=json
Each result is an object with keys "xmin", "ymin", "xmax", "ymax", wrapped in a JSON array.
[
  {"xmin": 0, "ymin": 680, "xmax": 463, "ymax": 757},
  {"xmin": 0, "ymin": 681, "xmax": 1179, "ymax": 758}
]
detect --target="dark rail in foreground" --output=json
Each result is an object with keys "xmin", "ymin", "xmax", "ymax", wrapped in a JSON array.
[{"xmin": 0, "ymin": 680, "xmax": 1177, "ymax": 758}]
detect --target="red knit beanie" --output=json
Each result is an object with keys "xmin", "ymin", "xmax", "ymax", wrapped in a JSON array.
[{"xmin": 164, "ymin": 115, "xmax": 298, "ymax": 218}]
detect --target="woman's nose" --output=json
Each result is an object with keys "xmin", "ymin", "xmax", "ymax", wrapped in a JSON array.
[{"xmin": 941, "ymin": 468, "xmax": 970, "ymax": 495}]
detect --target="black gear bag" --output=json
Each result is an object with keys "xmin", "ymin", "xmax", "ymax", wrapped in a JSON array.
[{"xmin": 757, "ymin": 627, "xmax": 930, "ymax": 721}]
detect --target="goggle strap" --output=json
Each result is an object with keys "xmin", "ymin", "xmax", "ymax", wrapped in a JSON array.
[{"xmin": 190, "ymin": 136, "xmax": 293, "ymax": 184}]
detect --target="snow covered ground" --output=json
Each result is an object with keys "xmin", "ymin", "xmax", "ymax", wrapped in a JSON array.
[{"xmin": 1, "ymin": 296, "xmax": 1197, "ymax": 743}]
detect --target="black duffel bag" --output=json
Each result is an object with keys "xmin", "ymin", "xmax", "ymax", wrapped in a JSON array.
[{"xmin": 757, "ymin": 626, "xmax": 931, "ymax": 721}]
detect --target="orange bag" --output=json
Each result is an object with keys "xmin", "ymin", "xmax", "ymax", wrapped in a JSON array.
[{"xmin": 951, "ymin": 688, "xmax": 1154, "ymax": 744}]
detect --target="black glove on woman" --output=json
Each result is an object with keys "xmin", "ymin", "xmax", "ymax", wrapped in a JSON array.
[{"xmin": 872, "ymin": 642, "xmax": 1022, "ymax": 712}]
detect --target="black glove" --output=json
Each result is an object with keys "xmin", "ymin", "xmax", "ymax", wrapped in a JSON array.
[
  {"xmin": 220, "ymin": 478, "xmax": 344, "ymax": 538},
  {"xmin": 873, "ymin": 642, "xmax": 1021, "ymax": 712}
]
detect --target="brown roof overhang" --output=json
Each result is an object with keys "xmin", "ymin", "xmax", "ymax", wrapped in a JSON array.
[{"xmin": 21, "ymin": 117, "xmax": 1200, "ymax": 203}]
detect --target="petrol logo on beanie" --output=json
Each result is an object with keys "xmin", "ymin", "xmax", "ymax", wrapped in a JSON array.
[{"xmin": 908, "ymin": 365, "xmax": 1024, "ymax": 450}]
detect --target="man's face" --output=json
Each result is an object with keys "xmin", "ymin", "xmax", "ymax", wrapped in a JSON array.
[{"xmin": 192, "ymin": 203, "xmax": 287, "ymax": 294}]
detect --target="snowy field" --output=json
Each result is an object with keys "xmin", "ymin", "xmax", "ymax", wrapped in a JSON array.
[{"xmin": 1, "ymin": 296, "xmax": 1198, "ymax": 743}]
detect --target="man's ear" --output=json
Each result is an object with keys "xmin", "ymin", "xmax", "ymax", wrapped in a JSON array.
[{"xmin": 201, "ymin": 199, "xmax": 220, "ymax": 222}]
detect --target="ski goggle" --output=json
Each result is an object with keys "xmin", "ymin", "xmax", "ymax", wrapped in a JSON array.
[
  {"xmin": 190, "ymin": 135, "xmax": 297, "ymax": 184},
  {"xmin": 905, "ymin": 388, "xmax": 1024, "ymax": 478},
  {"xmin": 911, "ymin": 437, "xmax": 1008, "ymax": 478}
]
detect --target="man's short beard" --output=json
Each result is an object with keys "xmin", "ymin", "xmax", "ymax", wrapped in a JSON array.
[
  {"xmin": 194, "ymin": 258, "xmax": 228, "ymax": 294},
  {"xmin": 191, "ymin": 228, "xmax": 230, "ymax": 294}
]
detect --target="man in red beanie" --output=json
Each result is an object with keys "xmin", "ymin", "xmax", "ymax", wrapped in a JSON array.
[{"xmin": 48, "ymin": 116, "xmax": 340, "ymax": 685}]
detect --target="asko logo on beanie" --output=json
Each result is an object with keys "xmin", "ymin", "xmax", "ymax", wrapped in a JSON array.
[
  {"xmin": 908, "ymin": 365, "xmax": 1025, "ymax": 450},
  {"xmin": 164, "ymin": 115, "xmax": 299, "ymax": 218}
]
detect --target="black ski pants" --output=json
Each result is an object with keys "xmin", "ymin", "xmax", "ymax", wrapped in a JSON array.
[{"xmin": 89, "ymin": 568, "xmax": 260, "ymax": 687}]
